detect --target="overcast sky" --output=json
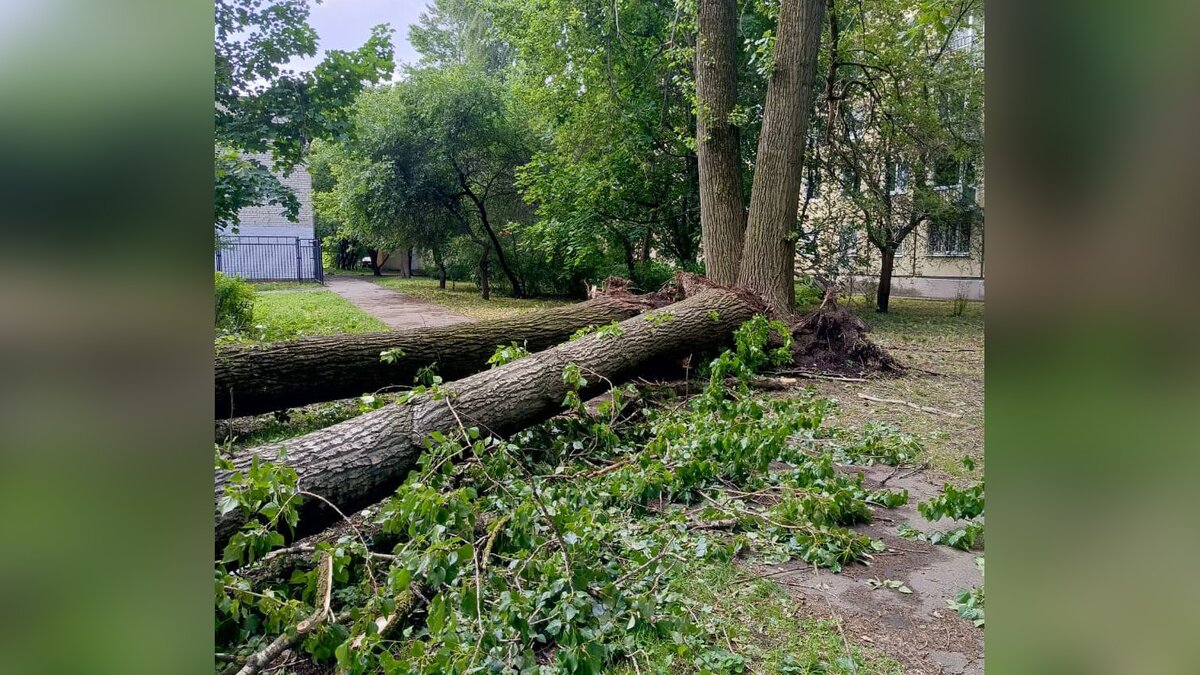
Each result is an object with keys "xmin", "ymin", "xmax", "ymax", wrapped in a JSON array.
[{"xmin": 289, "ymin": 0, "xmax": 428, "ymax": 78}]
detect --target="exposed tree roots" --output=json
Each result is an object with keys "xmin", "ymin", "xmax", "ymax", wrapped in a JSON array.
[{"xmin": 786, "ymin": 291, "xmax": 903, "ymax": 375}]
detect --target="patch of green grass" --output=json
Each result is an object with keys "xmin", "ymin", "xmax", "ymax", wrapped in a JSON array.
[
  {"xmin": 788, "ymin": 292, "xmax": 984, "ymax": 477},
  {"xmin": 249, "ymin": 289, "xmax": 387, "ymax": 342},
  {"xmin": 217, "ymin": 395, "xmax": 396, "ymax": 452},
  {"xmin": 611, "ymin": 562, "xmax": 902, "ymax": 674},
  {"xmin": 248, "ymin": 280, "xmax": 322, "ymax": 292},
  {"xmin": 373, "ymin": 275, "xmax": 572, "ymax": 321},
  {"xmin": 325, "ymin": 267, "xmax": 379, "ymax": 277}
]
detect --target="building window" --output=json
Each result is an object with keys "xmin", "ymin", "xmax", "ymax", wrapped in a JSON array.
[
  {"xmin": 928, "ymin": 214, "xmax": 972, "ymax": 257},
  {"xmin": 838, "ymin": 228, "xmax": 859, "ymax": 258},
  {"xmin": 889, "ymin": 162, "xmax": 909, "ymax": 194},
  {"xmin": 933, "ymin": 155, "xmax": 961, "ymax": 189}
]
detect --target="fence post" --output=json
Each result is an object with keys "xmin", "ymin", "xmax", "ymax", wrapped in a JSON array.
[
  {"xmin": 295, "ymin": 237, "xmax": 302, "ymax": 281},
  {"xmin": 314, "ymin": 239, "xmax": 324, "ymax": 283},
  {"xmin": 215, "ymin": 246, "xmax": 222, "ymax": 272}
]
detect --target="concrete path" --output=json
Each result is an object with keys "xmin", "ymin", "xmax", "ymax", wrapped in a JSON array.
[{"xmin": 324, "ymin": 276, "xmax": 472, "ymax": 330}]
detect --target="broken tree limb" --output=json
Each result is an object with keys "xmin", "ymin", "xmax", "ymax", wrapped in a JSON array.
[
  {"xmin": 857, "ymin": 393, "xmax": 962, "ymax": 418},
  {"xmin": 216, "ymin": 296, "xmax": 659, "ymax": 419},
  {"xmin": 234, "ymin": 551, "xmax": 333, "ymax": 675},
  {"xmin": 216, "ymin": 288, "xmax": 763, "ymax": 551}
]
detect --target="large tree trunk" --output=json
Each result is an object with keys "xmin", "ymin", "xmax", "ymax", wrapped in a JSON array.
[
  {"xmin": 738, "ymin": 0, "xmax": 826, "ymax": 314},
  {"xmin": 876, "ymin": 246, "xmax": 895, "ymax": 313},
  {"xmin": 695, "ymin": 0, "xmax": 746, "ymax": 285},
  {"xmin": 367, "ymin": 249, "xmax": 384, "ymax": 277},
  {"xmin": 216, "ymin": 297, "xmax": 655, "ymax": 419},
  {"xmin": 216, "ymin": 287, "xmax": 761, "ymax": 550}
]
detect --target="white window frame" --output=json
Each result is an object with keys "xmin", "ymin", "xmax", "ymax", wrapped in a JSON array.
[{"xmin": 889, "ymin": 162, "xmax": 909, "ymax": 195}]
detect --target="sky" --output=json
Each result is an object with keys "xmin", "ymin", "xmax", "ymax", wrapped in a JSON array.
[{"xmin": 289, "ymin": 0, "xmax": 429, "ymax": 78}]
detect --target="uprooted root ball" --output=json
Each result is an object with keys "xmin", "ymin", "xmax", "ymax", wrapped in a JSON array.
[{"xmin": 790, "ymin": 302, "xmax": 903, "ymax": 374}]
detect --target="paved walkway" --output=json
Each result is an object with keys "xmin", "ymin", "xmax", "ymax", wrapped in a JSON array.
[{"xmin": 324, "ymin": 276, "xmax": 472, "ymax": 330}]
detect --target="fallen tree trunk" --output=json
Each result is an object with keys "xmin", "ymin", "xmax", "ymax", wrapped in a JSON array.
[
  {"xmin": 216, "ymin": 296, "xmax": 656, "ymax": 419},
  {"xmin": 216, "ymin": 287, "xmax": 762, "ymax": 550}
]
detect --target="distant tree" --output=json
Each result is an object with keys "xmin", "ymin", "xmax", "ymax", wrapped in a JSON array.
[
  {"xmin": 315, "ymin": 67, "xmax": 534, "ymax": 297},
  {"xmin": 490, "ymin": 0, "xmax": 705, "ymax": 279},
  {"xmin": 214, "ymin": 0, "xmax": 394, "ymax": 232},
  {"xmin": 409, "ymin": 0, "xmax": 514, "ymax": 73},
  {"xmin": 810, "ymin": 0, "xmax": 984, "ymax": 311}
]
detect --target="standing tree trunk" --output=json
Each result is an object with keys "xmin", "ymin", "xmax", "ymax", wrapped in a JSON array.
[
  {"xmin": 397, "ymin": 248, "xmax": 412, "ymax": 278},
  {"xmin": 738, "ymin": 0, "xmax": 827, "ymax": 314},
  {"xmin": 432, "ymin": 245, "xmax": 448, "ymax": 289},
  {"xmin": 695, "ymin": 0, "xmax": 746, "ymax": 285},
  {"xmin": 622, "ymin": 236, "xmax": 637, "ymax": 281},
  {"xmin": 367, "ymin": 249, "xmax": 384, "ymax": 277},
  {"xmin": 459, "ymin": 176, "xmax": 526, "ymax": 298},
  {"xmin": 215, "ymin": 297, "xmax": 658, "ymax": 419},
  {"xmin": 216, "ymin": 288, "xmax": 762, "ymax": 549},
  {"xmin": 478, "ymin": 247, "xmax": 491, "ymax": 300},
  {"xmin": 876, "ymin": 245, "xmax": 895, "ymax": 313}
]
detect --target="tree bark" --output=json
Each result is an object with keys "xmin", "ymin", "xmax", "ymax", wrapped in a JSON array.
[
  {"xmin": 479, "ymin": 248, "xmax": 491, "ymax": 300},
  {"xmin": 215, "ymin": 288, "xmax": 762, "ymax": 550},
  {"xmin": 695, "ymin": 0, "xmax": 746, "ymax": 285},
  {"xmin": 433, "ymin": 246, "xmax": 448, "ymax": 289},
  {"xmin": 461, "ymin": 178, "xmax": 525, "ymax": 298},
  {"xmin": 215, "ymin": 297, "xmax": 658, "ymax": 419},
  {"xmin": 738, "ymin": 0, "xmax": 827, "ymax": 314},
  {"xmin": 876, "ymin": 246, "xmax": 895, "ymax": 313}
]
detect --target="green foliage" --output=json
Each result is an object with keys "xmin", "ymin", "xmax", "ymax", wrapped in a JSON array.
[
  {"xmin": 595, "ymin": 321, "xmax": 625, "ymax": 339},
  {"xmin": 487, "ymin": 341, "xmax": 531, "ymax": 368},
  {"xmin": 901, "ymin": 477, "xmax": 984, "ymax": 551},
  {"xmin": 801, "ymin": 0, "xmax": 984, "ymax": 285},
  {"xmin": 948, "ymin": 557, "xmax": 985, "ymax": 627},
  {"xmin": 217, "ymin": 450, "xmax": 302, "ymax": 566},
  {"xmin": 918, "ymin": 479, "xmax": 984, "ymax": 521},
  {"xmin": 866, "ymin": 578, "xmax": 913, "ymax": 594},
  {"xmin": 835, "ymin": 423, "xmax": 924, "ymax": 466},
  {"xmin": 380, "ymin": 348, "xmax": 406, "ymax": 364},
  {"xmin": 214, "ymin": 0, "xmax": 395, "ymax": 231},
  {"xmin": 314, "ymin": 66, "xmax": 535, "ymax": 297},
  {"xmin": 215, "ymin": 316, "xmax": 913, "ymax": 672},
  {"xmin": 899, "ymin": 521, "xmax": 983, "ymax": 550},
  {"xmin": 214, "ymin": 272, "xmax": 255, "ymax": 335},
  {"xmin": 644, "ymin": 310, "xmax": 676, "ymax": 328},
  {"xmin": 492, "ymin": 0, "xmax": 705, "ymax": 269},
  {"xmin": 229, "ymin": 290, "xmax": 388, "ymax": 343}
]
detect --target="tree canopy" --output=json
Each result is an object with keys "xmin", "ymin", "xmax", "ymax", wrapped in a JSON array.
[{"xmin": 214, "ymin": 0, "xmax": 395, "ymax": 231}]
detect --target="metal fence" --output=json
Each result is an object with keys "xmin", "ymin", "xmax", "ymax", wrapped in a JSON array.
[{"xmin": 215, "ymin": 235, "xmax": 324, "ymax": 282}]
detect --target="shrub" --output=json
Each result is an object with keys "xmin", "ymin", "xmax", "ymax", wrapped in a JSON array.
[
  {"xmin": 794, "ymin": 278, "xmax": 824, "ymax": 308},
  {"xmin": 952, "ymin": 287, "xmax": 969, "ymax": 316},
  {"xmin": 215, "ymin": 272, "xmax": 255, "ymax": 333}
]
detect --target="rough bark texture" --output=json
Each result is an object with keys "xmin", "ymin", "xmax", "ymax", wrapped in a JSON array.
[
  {"xmin": 215, "ymin": 297, "xmax": 655, "ymax": 419},
  {"xmin": 216, "ymin": 288, "xmax": 761, "ymax": 550},
  {"xmin": 695, "ymin": 0, "xmax": 746, "ymax": 285},
  {"xmin": 738, "ymin": 0, "xmax": 827, "ymax": 313},
  {"xmin": 876, "ymin": 247, "xmax": 895, "ymax": 312}
]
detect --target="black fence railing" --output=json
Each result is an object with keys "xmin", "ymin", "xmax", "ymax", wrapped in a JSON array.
[{"xmin": 215, "ymin": 235, "xmax": 323, "ymax": 282}]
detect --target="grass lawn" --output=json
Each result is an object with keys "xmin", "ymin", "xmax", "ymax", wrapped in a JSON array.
[
  {"xmin": 248, "ymin": 280, "xmax": 322, "ymax": 292},
  {"xmin": 371, "ymin": 275, "xmax": 573, "ymax": 321},
  {"xmin": 610, "ymin": 562, "xmax": 902, "ymax": 674},
  {"xmin": 249, "ymin": 289, "xmax": 388, "ymax": 342},
  {"xmin": 798, "ymin": 295, "xmax": 984, "ymax": 477}
]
